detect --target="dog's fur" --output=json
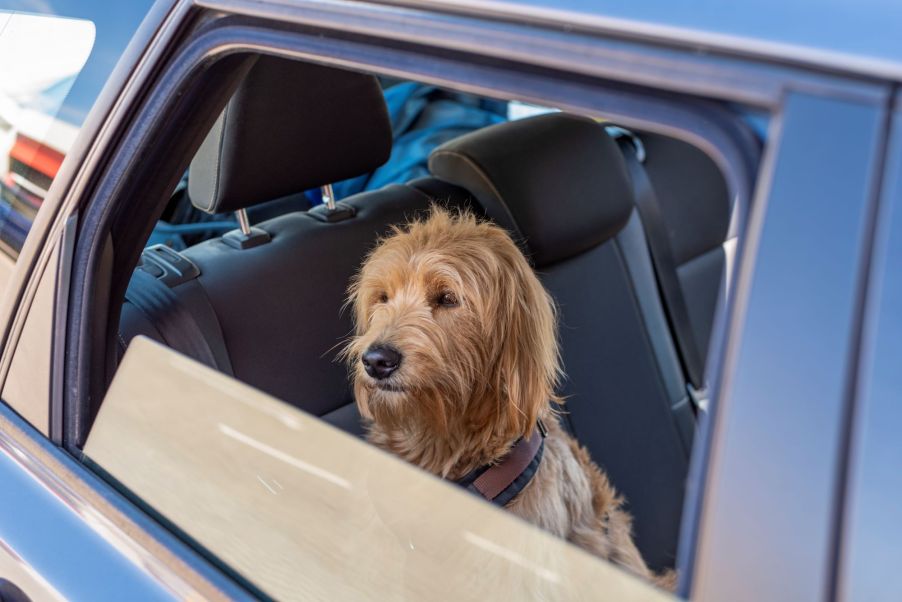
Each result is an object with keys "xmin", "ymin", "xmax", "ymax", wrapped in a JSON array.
[{"xmin": 345, "ymin": 208, "xmax": 674, "ymax": 590}]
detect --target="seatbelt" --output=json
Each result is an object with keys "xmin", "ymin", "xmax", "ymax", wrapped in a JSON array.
[
  {"xmin": 125, "ymin": 266, "xmax": 234, "ymax": 376},
  {"xmin": 616, "ymin": 136, "xmax": 707, "ymax": 408}
]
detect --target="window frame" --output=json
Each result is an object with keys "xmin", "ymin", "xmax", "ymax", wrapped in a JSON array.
[
  {"xmin": 62, "ymin": 9, "xmax": 765, "ymax": 444},
  {"xmin": 834, "ymin": 100, "xmax": 902, "ymax": 601}
]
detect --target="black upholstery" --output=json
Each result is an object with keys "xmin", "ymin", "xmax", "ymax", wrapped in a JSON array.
[
  {"xmin": 429, "ymin": 113, "xmax": 634, "ymax": 266},
  {"xmin": 428, "ymin": 113, "xmax": 695, "ymax": 570},
  {"xmin": 641, "ymin": 134, "xmax": 730, "ymax": 266},
  {"xmin": 176, "ymin": 186, "xmax": 466, "ymax": 416},
  {"xmin": 188, "ymin": 56, "xmax": 392, "ymax": 214},
  {"xmin": 542, "ymin": 242, "xmax": 688, "ymax": 568},
  {"xmin": 641, "ymin": 134, "xmax": 731, "ymax": 359}
]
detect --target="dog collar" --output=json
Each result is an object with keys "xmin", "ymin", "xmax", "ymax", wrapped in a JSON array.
[{"xmin": 455, "ymin": 419, "xmax": 547, "ymax": 507}]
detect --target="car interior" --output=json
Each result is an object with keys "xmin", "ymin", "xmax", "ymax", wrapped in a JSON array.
[{"xmin": 101, "ymin": 54, "xmax": 739, "ymax": 574}]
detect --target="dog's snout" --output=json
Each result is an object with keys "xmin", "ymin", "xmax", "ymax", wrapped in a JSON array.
[{"xmin": 361, "ymin": 345, "xmax": 402, "ymax": 380}]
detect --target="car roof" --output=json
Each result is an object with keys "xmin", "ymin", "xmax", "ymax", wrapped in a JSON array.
[{"xmin": 379, "ymin": 0, "xmax": 902, "ymax": 83}]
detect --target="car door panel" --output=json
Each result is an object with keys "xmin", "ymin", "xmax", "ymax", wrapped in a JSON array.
[{"xmin": 0, "ymin": 405, "xmax": 181, "ymax": 601}]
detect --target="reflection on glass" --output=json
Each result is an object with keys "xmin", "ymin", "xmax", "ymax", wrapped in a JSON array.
[
  {"xmin": 87, "ymin": 337, "xmax": 673, "ymax": 601},
  {"xmin": 0, "ymin": 12, "xmax": 95, "ymax": 258}
]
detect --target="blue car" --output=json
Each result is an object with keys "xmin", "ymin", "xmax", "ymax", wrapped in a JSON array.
[{"xmin": 0, "ymin": 1, "xmax": 899, "ymax": 600}]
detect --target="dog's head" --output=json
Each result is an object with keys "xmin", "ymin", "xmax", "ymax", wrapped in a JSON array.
[{"xmin": 344, "ymin": 207, "xmax": 560, "ymax": 441}]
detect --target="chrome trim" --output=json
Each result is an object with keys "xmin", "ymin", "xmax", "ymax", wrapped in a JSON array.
[
  {"xmin": 321, "ymin": 183, "xmax": 336, "ymax": 210},
  {"xmin": 235, "ymin": 208, "xmax": 252, "ymax": 235}
]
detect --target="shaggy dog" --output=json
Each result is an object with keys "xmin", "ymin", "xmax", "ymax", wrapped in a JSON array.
[{"xmin": 344, "ymin": 208, "xmax": 674, "ymax": 590}]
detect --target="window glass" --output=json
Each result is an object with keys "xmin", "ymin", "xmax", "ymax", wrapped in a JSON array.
[
  {"xmin": 0, "ymin": 12, "xmax": 95, "ymax": 259},
  {"xmin": 87, "ymin": 337, "xmax": 674, "ymax": 601}
]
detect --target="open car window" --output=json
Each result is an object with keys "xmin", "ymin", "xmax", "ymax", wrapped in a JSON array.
[
  {"xmin": 78, "ymin": 48, "xmax": 754, "ymax": 599},
  {"xmin": 86, "ymin": 336, "xmax": 674, "ymax": 601}
]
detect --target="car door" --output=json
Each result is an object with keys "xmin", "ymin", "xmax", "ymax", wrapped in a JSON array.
[{"xmin": 0, "ymin": 1, "xmax": 897, "ymax": 601}]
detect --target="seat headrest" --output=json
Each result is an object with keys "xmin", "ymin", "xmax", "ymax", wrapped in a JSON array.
[
  {"xmin": 189, "ymin": 56, "xmax": 392, "ymax": 214},
  {"xmin": 428, "ymin": 113, "xmax": 634, "ymax": 266}
]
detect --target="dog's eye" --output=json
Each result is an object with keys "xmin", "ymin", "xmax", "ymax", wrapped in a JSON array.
[
  {"xmin": 436, "ymin": 291, "xmax": 459, "ymax": 307},
  {"xmin": 377, "ymin": 292, "xmax": 388, "ymax": 304}
]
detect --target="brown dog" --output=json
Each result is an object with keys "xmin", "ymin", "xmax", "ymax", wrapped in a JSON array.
[{"xmin": 345, "ymin": 208, "xmax": 674, "ymax": 590}]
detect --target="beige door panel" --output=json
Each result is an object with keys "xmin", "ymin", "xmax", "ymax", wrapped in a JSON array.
[
  {"xmin": 0, "ymin": 252, "xmax": 13, "ymax": 296},
  {"xmin": 0, "ymin": 240, "xmax": 58, "ymax": 433},
  {"xmin": 86, "ymin": 336, "xmax": 674, "ymax": 602}
]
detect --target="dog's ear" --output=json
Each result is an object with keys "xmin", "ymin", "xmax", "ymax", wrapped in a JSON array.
[{"xmin": 489, "ymin": 232, "xmax": 561, "ymax": 438}]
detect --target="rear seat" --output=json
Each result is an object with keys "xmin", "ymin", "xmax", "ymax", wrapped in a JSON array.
[
  {"xmin": 118, "ymin": 57, "xmax": 475, "ymax": 434},
  {"xmin": 428, "ymin": 113, "xmax": 699, "ymax": 570}
]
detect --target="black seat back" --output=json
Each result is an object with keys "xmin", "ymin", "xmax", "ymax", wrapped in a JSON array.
[
  {"xmin": 640, "ymin": 133, "xmax": 733, "ymax": 362},
  {"xmin": 119, "ymin": 58, "xmax": 479, "ymax": 434},
  {"xmin": 429, "ymin": 113, "xmax": 695, "ymax": 570}
]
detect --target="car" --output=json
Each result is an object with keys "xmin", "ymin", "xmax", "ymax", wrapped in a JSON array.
[
  {"xmin": 0, "ymin": 75, "xmax": 87, "ymax": 256},
  {"xmin": 0, "ymin": 1, "xmax": 899, "ymax": 601}
]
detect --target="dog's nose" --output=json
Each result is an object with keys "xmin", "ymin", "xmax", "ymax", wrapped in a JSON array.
[{"xmin": 361, "ymin": 345, "xmax": 402, "ymax": 380}]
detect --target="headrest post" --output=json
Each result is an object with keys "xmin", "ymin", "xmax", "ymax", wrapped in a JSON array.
[
  {"xmin": 223, "ymin": 208, "xmax": 271, "ymax": 250},
  {"xmin": 236, "ymin": 208, "xmax": 252, "ymax": 236},
  {"xmin": 321, "ymin": 184, "xmax": 337, "ymax": 211}
]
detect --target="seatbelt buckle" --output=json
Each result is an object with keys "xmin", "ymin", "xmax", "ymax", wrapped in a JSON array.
[{"xmin": 687, "ymin": 383, "xmax": 709, "ymax": 413}]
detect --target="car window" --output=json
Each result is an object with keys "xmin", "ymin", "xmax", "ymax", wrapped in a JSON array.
[
  {"xmin": 0, "ymin": 12, "xmax": 94, "ymax": 264},
  {"xmin": 86, "ymin": 336, "xmax": 674, "ymax": 602},
  {"xmin": 81, "ymin": 51, "xmax": 751, "ymax": 599}
]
